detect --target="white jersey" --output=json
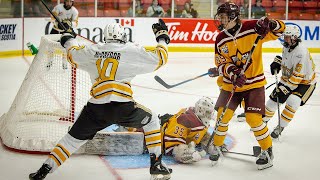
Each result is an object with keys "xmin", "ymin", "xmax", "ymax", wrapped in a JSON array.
[
  {"xmin": 52, "ymin": 4, "xmax": 79, "ymax": 31},
  {"xmin": 64, "ymin": 39, "xmax": 168, "ymax": 104},
  {"xmin": 280, "ymin": 42, "xmax": 316, "ymax": 90}
]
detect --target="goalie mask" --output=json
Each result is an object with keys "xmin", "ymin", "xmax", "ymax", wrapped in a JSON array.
[
  {"xmin": 282, "ymin": 25, "xmax": 301, "ymax": 49},
  {"xmin": 194, "ymin": 97, "xmax": 215, "ymax": 128},
  {"xmin": 214, "ymin": 2, "xmax": 240, "ymax": 31},
  {"xmin": 64, "ymin": 0, "xmax": 74, "ymax": 10},
  {"xmin": 104, "ymin": 23, "xmax": 127, "ymax": 43}
]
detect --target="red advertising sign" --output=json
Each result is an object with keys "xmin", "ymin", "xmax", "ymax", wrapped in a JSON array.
[{"xmin": 163, "ymin": 18, "xmax": 220, "ymax": 44}]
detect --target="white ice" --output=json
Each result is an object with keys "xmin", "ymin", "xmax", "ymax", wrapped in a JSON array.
[{"xmin": 0, "ymin": 52, "xmax": 320, "ymax": 180}]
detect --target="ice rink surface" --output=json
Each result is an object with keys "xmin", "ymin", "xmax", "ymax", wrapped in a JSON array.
[{"xmin": 0, "ymin": 52, "xmax": 320, "ymax": 180}]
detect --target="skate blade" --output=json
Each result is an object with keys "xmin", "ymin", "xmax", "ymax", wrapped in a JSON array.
[
  {"xmin": 257, "ymin": 163, "xmax": 273, "ymax": 170},
  {"xmin": 150, "ymin": 174, "xmax": 171, "ymax": 180}
]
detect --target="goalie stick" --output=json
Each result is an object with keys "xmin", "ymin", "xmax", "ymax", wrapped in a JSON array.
[
  {"xmin": 154, "ymin": 72, "xmax": 215, "ymax": 89},
  {"xmin": 206, "ymin": 35, "xmax": 262, "ymax": 156}
]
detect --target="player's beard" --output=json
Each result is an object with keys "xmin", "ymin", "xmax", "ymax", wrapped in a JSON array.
[{"xmin": 64, "ymin": 4, "xmax": 72, "ymax": 10}]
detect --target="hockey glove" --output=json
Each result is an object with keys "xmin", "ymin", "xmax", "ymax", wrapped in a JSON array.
[
  {"xmin": 60, "ymin": 32, "xmax": 76, "ymax": 48},
  {"xmin": 208, "ymin": 67, "xmax": 219, "ymax": 77},
  {"xmin": 254, "ymin": 16, "xmax": 270, "ymax": 38},
  {"xmin": 152, "ymin": 19, "xmax": 170, "ymax": 44},
  {"xmin": 270, "ymin": 55, "xmax": 282, "ymax": 75},
  {"xmin": 228, "ymin": 66, "xmax": 247, "ymax": 87}
]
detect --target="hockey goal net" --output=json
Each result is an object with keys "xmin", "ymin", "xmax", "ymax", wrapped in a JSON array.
[{"xmin": 0, "ymin": 34, "xmax": 92, "ymax": 152}]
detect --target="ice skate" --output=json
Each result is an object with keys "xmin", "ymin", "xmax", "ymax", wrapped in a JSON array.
[
  {"xmin": 271, "ymin": 125, "xmax": 284, "ymax": 139},
  {"xmin": 150, "ymin": 153, "xmax": 172, "ymax": 180},
  {"xmin": 208, "ymin": 145, "xmax": 223, "ymax": 166},
  {"xmin": 29, "ymin": 164, "xmax": 51, "ymax": 180},
  {"xmin": 237, "ymin": 112, "xmax": 245, "ymax": 122},
  {"xmin": 256, "ymin": 147, "xmax": 273, "ymax": 170}
]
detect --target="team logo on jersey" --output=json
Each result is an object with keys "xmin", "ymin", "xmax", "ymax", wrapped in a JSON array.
[
  {"xmin": 231, "ymin": 49, "xmax": 250, "ymax": 68},
  {"xmin": 221, "ymin": 45, "xmax": 229, "ymax": 54}
]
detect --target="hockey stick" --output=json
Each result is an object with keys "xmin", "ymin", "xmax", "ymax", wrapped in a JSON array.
[
  {"xmin": 40, "ymin": 0, "xmax": 68, "ymax": 31},
  {"xmin": 274, "ymin": 71, "xmax": 282, "ymax": 139},
  {"xmin": 266, "ymin": 82, "xmax": 275, "ymax": 89},
  {"xmin": 206, "ymin": 35, "xmax": 261, "ymax": 153},
  {"xmin": 154, "ymin": 72, "xmax": 214, "ymax": 89},
  {"xmin": 223, "ymin": 146, "xmax": 261, "ymax": 157}
]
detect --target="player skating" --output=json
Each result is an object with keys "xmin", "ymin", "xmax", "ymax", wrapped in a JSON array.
[
  {"xmin": 29, "ymin": 20, "xmax": 172, "ymax": 180},
  {"xmin": 264, "ymin": 25, "xmax": 317, "ymax": 138},
  {"xmin": 207, "ymin": 2, "xmax": 285, "ymax": 170}
]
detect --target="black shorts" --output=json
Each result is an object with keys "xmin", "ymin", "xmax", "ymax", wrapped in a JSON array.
[
  {"xmin": 50, "ymin": 28, "xmax": 62, "ymax": 34},
  {"xmin": 69, "ymin": 101, "xmax": 152, "ymax": 140},
  {"xmin": 269, "ymin": 83, "xmax": 316, "ymax": 105},
  {"xmin": 215, "ymin": 87, "xmax": 265, "ymax": 115}
]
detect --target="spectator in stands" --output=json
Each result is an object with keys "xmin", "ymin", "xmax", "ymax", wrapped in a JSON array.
[
  {"xmin": 166, "ymin": 3, "xmax": 181, "ymax": 18},
  {"xmin": 252, "ymin": 0, "xmax": 266, "ymax": 19},
  {"xmin": 239, "ymin": 0, "xmax": 249, "ymax": 19},
  {"xmin": 146, "ymin": 0, "xmax": 166, "ymax": 17},
  {"xmin": 11, "ymin": 0, "xmax": 21, "ymax": 18},
  {"xmin": 31, "ymin": 0, "xmax": 48, "ymax": 17},
  {"xmin": 181, "ymin": 2, "xmax": 198, "ymax": 18},
  {"xmin": 127, "ymin": 0, "xmax": 144, "ymax": 17}
]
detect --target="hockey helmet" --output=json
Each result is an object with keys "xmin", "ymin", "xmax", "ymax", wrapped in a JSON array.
[
  {"xmin": 104, "ymin": 23, "xmax": 127, "ymax": 43},
  {"xmin": 214, "ymin": 2, "xmax": 240, "ymax": 30},
  {"xmin": 194, "ymin": 97, "xmax": 215, "ymax": 128},
  {"xmin": 282, "ymin": 25, "xmax": 301, "ymax": 48},
  {"xmin": 216, "ymin": 2, "xmax": 240, "ymax": 21}
]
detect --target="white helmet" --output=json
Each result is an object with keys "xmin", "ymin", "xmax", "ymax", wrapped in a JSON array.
[
  {"xmin": 283, "ymin": 25, "xmax": 300, "ymax": 39},
  {"xmin": 104, "ymin": 23, "xmax": 127, "ymax": 43},
  {"xmin": 194, "ymin": 97, "xmax": 215, "ymax": 127}
]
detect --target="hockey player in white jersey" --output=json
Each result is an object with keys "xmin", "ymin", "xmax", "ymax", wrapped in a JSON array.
[
  {"xmin": 48, "ymin": 0, "xmax": 79, "ymax": 69},
  {"xmin": 50, "ymin": 0, "xmax": 78, "ymax": 34},
  {"xmin": 264, "ymin": 25, "xmax": 317, "ymax": 138},
  {"xmin": 29, "ymin": 20, "xmax": 172, "ymax": 180}
]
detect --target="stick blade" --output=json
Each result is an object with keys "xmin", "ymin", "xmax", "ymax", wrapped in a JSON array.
[{"xmin": 154, "ymin": 75, "xmax": 172, "ymax": 89}]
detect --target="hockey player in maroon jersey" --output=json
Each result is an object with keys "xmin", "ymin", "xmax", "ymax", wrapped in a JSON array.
[
  {"xmin": 160, "ymin": 97, "xmax": 215, "ymax": 164},
  {"xmin": 207, "ymin": 2, "xmax": 285, "ymax": 170}
]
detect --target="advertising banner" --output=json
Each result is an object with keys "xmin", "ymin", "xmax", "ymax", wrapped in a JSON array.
[
  {"xmin": 0, "ymin": 19, "xmax": 22, "ymax": 51},
  {"xmin": 0, "ymin": 17, "xmax": 319, "ymax": 54}
]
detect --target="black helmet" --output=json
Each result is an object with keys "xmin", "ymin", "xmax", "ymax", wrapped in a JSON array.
[{"xmin": 216, "ymin": 2, "xmax": 240, "ymax": 20}]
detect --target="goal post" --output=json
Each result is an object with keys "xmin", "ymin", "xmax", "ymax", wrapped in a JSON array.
[
  {"xmin": 0, "ymin": 34, "xmax": 92, "ymax": 152},
  {"xmin": 0, "ymin": 34, "xmax": 145, "ymax": 155}
]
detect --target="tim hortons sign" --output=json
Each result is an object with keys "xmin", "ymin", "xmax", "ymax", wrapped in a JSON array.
[{"xmin": 163, "ymin": 18, "xmax": 220, "ymax": 44}]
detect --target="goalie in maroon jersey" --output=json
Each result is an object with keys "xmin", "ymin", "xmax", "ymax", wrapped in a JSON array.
[
  {"xmin": 159, "ymin": 97, "xmax": 216, "ymax": 164},
  {"xmin": 207, "ymin": 2, "xmax": 285, "ymax": 170}
]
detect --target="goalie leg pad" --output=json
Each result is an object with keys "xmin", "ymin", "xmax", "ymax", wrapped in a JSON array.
[{"xmin": 77, "ymin": 131, "xmax": 144, "ymax": 155}]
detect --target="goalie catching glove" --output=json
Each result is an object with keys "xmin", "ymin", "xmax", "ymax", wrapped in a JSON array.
[
  {"xmin": 172, "ymin": 142, "xmax": 206, "ymax": 164},
  {"xmin": 152, "ymin": 19, "xmax": 170, "ymax": 44}
]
